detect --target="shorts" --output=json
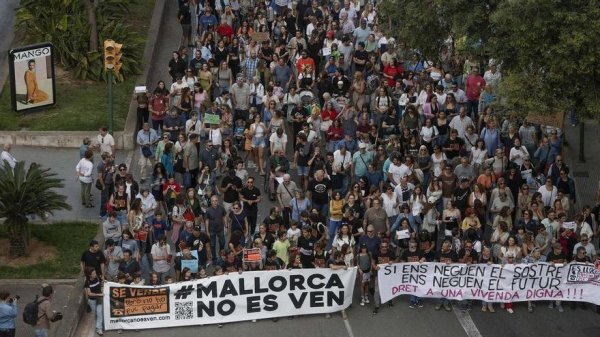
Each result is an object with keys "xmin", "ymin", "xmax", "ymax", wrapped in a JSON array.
[
  {"xmin": 361, "ymin": 271, "xmax": 371, "ymax": 283},
  {"xmin": 297, "ymin": 166, "xmax": 309, "ymax": 176},
  {"xmin": 251, "ymin": 136, "xmax": 265, "ymax": 148}
]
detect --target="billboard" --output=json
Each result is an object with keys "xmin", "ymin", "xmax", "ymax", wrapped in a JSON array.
[{"xmin": 8, "ymin": 42, "xmax": 56, "ymax": 112}]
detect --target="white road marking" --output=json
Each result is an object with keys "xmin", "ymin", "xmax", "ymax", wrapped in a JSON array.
[
  {"xmin": 342, "ymin": 310, "xmax": 355, "ymax": 337},
  {"xmin": 454, "ymin": 310, "xmax": 483, "ymax": 337}
]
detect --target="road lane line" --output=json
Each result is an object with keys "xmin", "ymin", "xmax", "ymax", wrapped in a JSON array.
[
  {"xmin": 454, "ymin": 310, "xmax": 483, "ymax": 337},
  {"xmin": 342, "ymin": 310, "xmax": 355, "ymax": 337}
]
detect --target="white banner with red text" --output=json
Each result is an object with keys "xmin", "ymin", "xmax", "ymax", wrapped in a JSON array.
[
  {"xmin": 103, "ymin": 268, "xmax": 356, "ymax": 330},
  {"xmin": 377, "ymin": 262, "xmax": 600, "ymax": 305}
]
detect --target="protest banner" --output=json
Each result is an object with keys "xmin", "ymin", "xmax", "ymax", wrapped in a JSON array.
[
  {"xmin": 204, "ymin": 113, "xmax": 221, "ymax": 125},
  {"xmin": 250, "ymin": 32, "xmax": 270, "ymax": 42},
  {"xmin": 104, "ymin": 268, "xmax": 357, "ymax": 330},
  {"xmin": 377, "ymin": 262, "xmax": 600, "ymax": 305},
  {"xmin": 243, "ymin": 248, "xmax": 262, "ymax": 263}
]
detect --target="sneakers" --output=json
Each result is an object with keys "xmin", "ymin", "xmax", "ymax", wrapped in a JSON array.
[
  {"xmin": 488, "ymin": 304, "xmax": 495, "ymax": 313},
  {"xmin": 527, "ymin": 305, "xmax": 533, "ymax": 313},
  {"xmin": 557, "ymin": 304, "xmax": 564, "ymax": 313},
  {"xmin": 443, "ymin": 303, "xmax": 452, "ymax": 312},
  {"xmin": 418, "ymin": 301, "xmax": 424, "ymax": 308},
  {"xmin": 96, "ymin": 330, "xmax": 104, "ymax": 336},
  {"xmin": 372, "ymin": 308, "xmax": 378, "ymax": 315},
  {"xmin": 507, "ymin": 308, "xmax": 514, "ymax": 314},
  {"xmin": 548, "ymin": 302, "xmax": 554, "ymax": 309},
  {"xmin": 482, "ymin": 305, "xmax": 487, "ymax": 312},
  {"xmin": 364, "ymin": 295, "xmax": 370, "ymax": 304},
  {"xmin": 360, "ymin": 297, "xmax": 365, "ymax": 306},
  {"xmin": 434, "ymin": 304, "xmax": 443, "ymax": 311},
  {"xmin": 409, "ymin": 303, "xmax": 416, "ymax": 309}
]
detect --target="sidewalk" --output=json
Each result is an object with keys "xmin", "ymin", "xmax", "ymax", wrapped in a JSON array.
[
  {"xmin": 129, "ymin": 0, "xmax": 180, "ymax": 179},
  {"xmin": 563, "ymin": 121, "xmax": 600, "ymax": 207},
  {"xmin": 13, "ymin": 146, "xmax": 132, "ymax": 222},
  {"xmin": 0, "ymin": 280, "xmax": 76, "ymax": 337}
]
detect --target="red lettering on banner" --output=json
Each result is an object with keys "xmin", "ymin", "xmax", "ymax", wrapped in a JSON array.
[
  {"xmin": 440, "ymin": 289, "xmax": 463, "ymax": 298},
  {"xmin": 426, "ymin": 288, "xmax": 434, "ymax": 295},
  {"xmin": 470, "ymin": 289, "xmax": 519, "ymax": 301},
  {"xmin": 391, "ymin": 284, "xmax": 418, "ymax": 295}
]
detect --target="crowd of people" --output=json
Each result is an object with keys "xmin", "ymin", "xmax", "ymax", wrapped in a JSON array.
[{"xmin": 73, "ymin": 0, "xmax": 600, "ymax": 334}]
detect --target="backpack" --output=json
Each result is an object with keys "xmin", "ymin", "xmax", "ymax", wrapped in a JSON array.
[{"xmin": 23, "ymin": 296, "xmax": 47, "ymax": 326}]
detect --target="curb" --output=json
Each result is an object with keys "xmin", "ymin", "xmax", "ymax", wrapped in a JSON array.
[{"xmin": 0, "ymin": 279, "xmax": 77, "ymax": 285}]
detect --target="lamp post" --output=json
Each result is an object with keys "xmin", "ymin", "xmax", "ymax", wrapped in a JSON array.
[{"xmin": 106, "ymin": 64, "xmax": 114, "ymax": 134}]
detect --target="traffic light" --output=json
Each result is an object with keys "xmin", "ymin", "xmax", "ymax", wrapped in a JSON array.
[{"xmin": 103, "ymin": 39, "xmax": 122, "ymax": 74}]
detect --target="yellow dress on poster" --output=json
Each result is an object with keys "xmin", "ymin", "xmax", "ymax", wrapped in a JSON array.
[{"xmin": 24, "ymin": 60, "xmax": 48, "ymax": 104}]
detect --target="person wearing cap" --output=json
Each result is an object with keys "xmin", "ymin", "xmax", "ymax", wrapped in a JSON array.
[
  {"xmin": 81, "ymin": 240, "xmax": 106, "ymax": 280},
  {"xmin": 103, "ymin": 238, "xmax": 122, "ymax": 281}
]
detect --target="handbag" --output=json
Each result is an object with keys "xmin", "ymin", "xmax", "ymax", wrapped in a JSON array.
[
  {"xmin": 95, "ymin": 179, "xmax": 103, "ymax": 191},
  {"xmin": 320, "ymin": 119, "xmax": 332, "ymax": 132},
  {"xmin": 141, "ymin": 132, "xmax": 153, "ymax": 158}
]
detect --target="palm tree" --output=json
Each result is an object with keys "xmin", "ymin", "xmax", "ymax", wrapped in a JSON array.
[{"xmin": 0, "ymin": 161, "xmax": 71, "ymax": 258}]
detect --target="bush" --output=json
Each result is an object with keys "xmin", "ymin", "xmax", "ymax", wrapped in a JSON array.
[{"xmin": 15, "ymin": 0, "xmax": 143, "ymax": 82}]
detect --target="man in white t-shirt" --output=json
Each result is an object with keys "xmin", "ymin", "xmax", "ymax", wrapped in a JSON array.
[
  {"xmin": 76, "ymin": 149, "xmax": 95, "ymax": 207},
  {"xmin": 449, "ymin": 106, "xmax": 474, "ymax": 139},
  {"xmin": 387, "ymin": 156, "xmax": 404, "ymax": 188},
  {"xmin": 333, "ymin": 145, "xmax": 352, "ymax": 195},
  {"xmin": 96, "ymin": 127, "xmax": 115, "ymax": 155},
  {"xmin": 0, "ymin": 143, "xmax": 17, "ymax": 169},
  {"xmin": 269, "ymin": 128, "xmax": 288, "ymax": 154}
]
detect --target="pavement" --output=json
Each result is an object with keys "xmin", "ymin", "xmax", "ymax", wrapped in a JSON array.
[
  {"xmin": 0, "ymin": 281, "xmax": 75, "ymax": 337},
  {"xmin": 12, "ymin": 146, "xmax": 132, "ymax": 222}
]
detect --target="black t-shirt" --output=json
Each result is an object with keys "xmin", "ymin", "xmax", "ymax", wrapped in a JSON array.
[
  {"xmin": 308, "ymin": 178, "xmax": 332, "ymax": 204},
  {"xmin": 373, "ymin": 250, "xmax": 396, "ymax": 265},
  {"xmin": 458, "ymin": 249, "xmax": 479, "ymax": 264},
  {"xmin": 178, "ymin": 5, "xmax": 191, "ymax": 24},
  {"xmin": 297, "ymin": 235, "xmax": 316, "ymax": 267},
  {"xmin": 295, "ymin": 142, "xmax": 313, "ymax": 167},
  {"xmin": 221, "ymin": 175, "xmax": 243, "ymax": 203},
  {"xmin": 85, "ymin": 277, "xmax": 102, "ymax": 295},
  {"xmin": 186, "ymin": 232, "xmax": 210, "ymax": 264},
  {"xmin": 401, "ymin": 249, "xmax": 424, "ymax": 262},
  {"xmin": 222, "ymin": 258, "xmax": 242, "ymax": 273},
  {"xmin": 81, "ymin": 250, "xmax": 107, "ymax": 277},
  {"xmin": 546, "ymin": 251, "xmax": 567, "ymax": 263},
  {"xmin": 444, "ymin": 137, "xmax": 464, "ymax": 159},
  {"xmin": 353, "ymin": 50, "xmax": 368, "ymax": 71},
  {"xmin": 254, "ymin": 232, "xmax": 275, "ymax": 250},
  {"xmin": 263, "ymin": 215, "xmax": 284, "ymax": 234},
  {"xmin": 119, "ymin": 259, "xmax": 140, "ymax": 277},
  {"xmin": 436, "ymin": 250, "xmax": 459, "ymax": 263},
  {"xmin": 264, "ymin": 257, "xmax": 285, "ymax": 270},
  {"xmin": 240, "ymin": 186, "xmax": 261, "ymax": 211}
]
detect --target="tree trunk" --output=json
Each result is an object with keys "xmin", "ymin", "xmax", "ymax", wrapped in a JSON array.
[
  {"xmin": 82, "ymin": 0, "xmax": 99, "ymax": 52},
  {"xmin": 9, "ymin": 236, "xmax": 27, "ymax": 258}
]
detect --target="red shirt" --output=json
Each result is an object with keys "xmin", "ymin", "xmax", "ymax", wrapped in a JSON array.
[
  {"xmin": 466, "ymin": 75, "xmax": 486, "ymax": 101},
  {"xmin": 151, "ymin": 94, "xmax": 169, "ymax": 120},
  {"xmin": 216, "ymin": 23, "xmax": 234, "ymax": 41},
  {"xmin": 321, "ymin": 108, "xmax": 338, "ymax": 121},
  {"xmin": 296, "ymin": 57, "xmax": 316, "ymax": 74},
  {"xmin": 327, "ymin": 125, "xmax": 344, "ymax": 141},
  {"xmin": 383, "ymin": 65, "xmax": 404, "ymax": 87}
]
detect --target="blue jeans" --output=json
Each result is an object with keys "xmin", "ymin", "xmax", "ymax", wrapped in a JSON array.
[
  {"xmin": 410, "ymin": 295, "xmax": 421, "ymax": 305},
  {"xmin": 312, "ymin": 202, "xmax": 328, "ymax": 218},
  {"xmin": 34, "ymin": 329, "xmax": 48, "ymax": 337},
  {"xmin": 88, "ymin": 299, "xmax": 103, "ymax": 331},
  {"xmin": 327, "ymin": 219, "xmax": 342, "ymax": 251},
  {"xmin": 210, "ymin": 230, "xmax": 226, "ymax": 263}
]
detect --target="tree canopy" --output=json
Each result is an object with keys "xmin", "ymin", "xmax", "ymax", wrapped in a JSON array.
[{"xmin": 378, "ymin": 0, "xmax": 600, "ymax": 119}]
